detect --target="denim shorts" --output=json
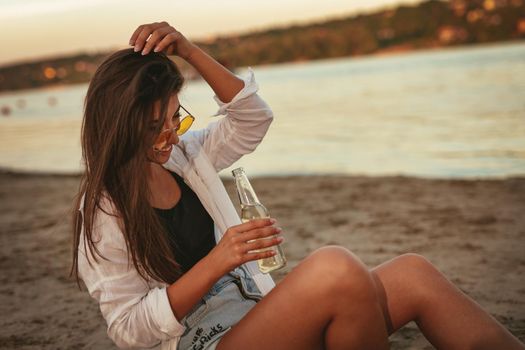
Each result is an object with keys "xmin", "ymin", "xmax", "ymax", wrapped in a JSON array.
[{"xmin": 178, "ymin": 265, "xmax": 264, "ymax": 350}]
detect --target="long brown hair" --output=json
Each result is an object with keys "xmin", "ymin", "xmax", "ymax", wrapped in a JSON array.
[{"xmin": 70, "ymin": 48, "xmax": 185, "ymax": 286}]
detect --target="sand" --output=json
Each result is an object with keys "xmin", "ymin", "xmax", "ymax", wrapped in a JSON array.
[{"xmin": 0, "ymin": 171, "xmax": 524, "ymax": 349}]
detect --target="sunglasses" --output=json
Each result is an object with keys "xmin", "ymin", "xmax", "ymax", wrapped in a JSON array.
[{"xmin": 153, "ymin": 104, "xmax": 195, "ymax": 152}]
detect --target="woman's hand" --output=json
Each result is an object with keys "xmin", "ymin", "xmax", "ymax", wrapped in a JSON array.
[
  {"xmin": 129, "ymin": 21, "xmax": 197, "ymax": 59},
  {"xmin": 207, "ymin": 218, "xmax": 284, "ymax": 277}
]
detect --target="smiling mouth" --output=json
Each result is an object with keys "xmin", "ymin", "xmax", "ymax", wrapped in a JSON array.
[{"xmin": 155, "ymin": 144, "xmax": 173, "ymax": 155}]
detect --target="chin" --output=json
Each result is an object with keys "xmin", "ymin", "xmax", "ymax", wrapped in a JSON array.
[
  {"xmin": 153, "ymin": 153, "xmax": 170, "ymax": 164},
  {"xmin": 147, "ymin": 152, "xmax": 171, "ymax": 165}
]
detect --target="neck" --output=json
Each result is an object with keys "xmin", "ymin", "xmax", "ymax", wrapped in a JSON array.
[{"xmin": 147, "ymin": 162, "xmax": 163, "ymax": 186}]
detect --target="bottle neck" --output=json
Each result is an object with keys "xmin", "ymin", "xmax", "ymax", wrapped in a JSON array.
[{"xmin": 232, "ymin": 168, "xmax": 260, "ymax": 206}]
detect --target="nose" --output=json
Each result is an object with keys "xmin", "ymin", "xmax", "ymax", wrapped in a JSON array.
[
  {"xmin": 163, "ymin": 117, "xmax": 180, "ymax": 145},
  {"xmin": 168, "ymin": 129, "xmax": 179, "ymax": 145}
]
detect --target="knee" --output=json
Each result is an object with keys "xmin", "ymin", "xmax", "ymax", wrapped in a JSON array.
[
  {"xmin": 394, "ymin": 253, "xmax": 437, "ymax": 276},
  {"xmin": 305, "ymin": 245, "xmax": 375, "ymax": 300},
  {"xmin": 392, "ymin": 253, "xmax": 444, "ymax": 301}
]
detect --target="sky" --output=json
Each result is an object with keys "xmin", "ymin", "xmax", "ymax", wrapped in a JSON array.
[{"xmin": 0, "ymin": 0, "xmax": 422, "ymax": 66}]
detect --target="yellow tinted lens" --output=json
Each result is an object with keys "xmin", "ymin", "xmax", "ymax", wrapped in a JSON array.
[{"xmin": 176, "ymin": 116, "xmax": 194, "ymax": 136}]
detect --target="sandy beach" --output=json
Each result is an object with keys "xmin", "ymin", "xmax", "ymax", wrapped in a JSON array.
[{"xmin": 0, "ymin": 171, "xmax": 523, "ymax": 349}]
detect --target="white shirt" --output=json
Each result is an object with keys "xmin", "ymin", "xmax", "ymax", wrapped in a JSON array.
[{"xmin": 78, "ymin": 68, "xmax": 275, "ymax": 350}]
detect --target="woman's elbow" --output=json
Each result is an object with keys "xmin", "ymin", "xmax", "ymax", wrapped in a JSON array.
[
  {"xmin": 250, "ymin": 94, "xmax": 274, "ymax": 123},
  {"xmin": 265, "ymin": 108, "xmax": 274, "ymax": 124}
]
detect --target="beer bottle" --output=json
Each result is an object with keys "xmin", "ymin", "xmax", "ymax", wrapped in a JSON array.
[{"xmin": 232, "ymin": 167, "xmax": 286, "ymax": 273}]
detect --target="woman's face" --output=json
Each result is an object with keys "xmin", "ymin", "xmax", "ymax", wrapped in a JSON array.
[{"xmin": 147, "ymin": 94, "xmax": 181, "ymax": 165}]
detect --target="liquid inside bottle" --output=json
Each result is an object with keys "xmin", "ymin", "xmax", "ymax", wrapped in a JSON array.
[{"xmin": 232, "ymin": 167, "xmax": 287, "ymax": 274}]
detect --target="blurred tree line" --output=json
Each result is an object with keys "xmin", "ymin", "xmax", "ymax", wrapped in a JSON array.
[{"xmin": 1, "ymin": 0, "xmax": 524, "ymax": 93}]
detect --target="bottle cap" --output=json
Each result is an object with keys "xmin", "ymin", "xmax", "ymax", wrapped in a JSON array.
[{"xmin": 232, "ymin": 167, "xmax": 245, "ymax": 176}]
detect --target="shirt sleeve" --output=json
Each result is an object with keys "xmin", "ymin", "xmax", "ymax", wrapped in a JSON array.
[
  {"xmin": 77, "ymin": 207, "xmax": 186, "ymax": 349},
  {"xmin": 180, "ymin": 67, "xmax": 274, "ymax": 172}
]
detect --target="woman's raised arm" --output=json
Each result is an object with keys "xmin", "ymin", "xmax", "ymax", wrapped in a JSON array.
[{"xmin": 130, "ymin": 20, "xmax": 274, "ymax": 172}]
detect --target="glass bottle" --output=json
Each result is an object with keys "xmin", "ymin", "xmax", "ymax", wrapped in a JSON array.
[{"xmin": 232, "ymin": 167, "xmax": 286, "ymax": 273}]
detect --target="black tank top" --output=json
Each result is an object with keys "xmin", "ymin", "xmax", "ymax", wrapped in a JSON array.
[{"xmin": 154, "ymin": 171, "xmax": 215, "ymax": 273}]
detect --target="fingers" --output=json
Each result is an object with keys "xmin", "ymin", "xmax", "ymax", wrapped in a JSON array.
[
  {"xmin": 241, "ymin": 225, "xmax": 282, "ymax": 243},
  {"xmin": 226, "ymin": 218, "xmax": 281, "ymax": 244},
  {"xmin": 223, "ymin": 218, "xmax": 284, "ymax": 266},
  {"xmin": 129, "ymin": 21, "xmax": 170, "ymax": 55},
  {"xmin": 165, "ymin": 45, "xmax": 176, "ymax": 55},
  {"xmin": 243, "ymin": 249, "xmax": 277, "ymax": 264},
  {"xmin": 143, "ymin": 26, "xmax": 174, "ymax": 55},
  {"xmin": 230, "ymin": 218, "xmax": 276, "ymax": 235},
  {"xmin": 244, "ymin": 234, "xmax": 284, "ymax": 253},
  {"xmin": 235, "ymin": 226, "xmax": 283, "ymax": 263},
  {"xmin": 129, "ymin": 22, "xmax": 162, "ymax": 50},
  {"xmin": 153, "ymin": 31, "xmax": 181, "ymax": 53},
  {"xmin": 129, "ymin": 24, "xmax": 145, "ymax": 46}
]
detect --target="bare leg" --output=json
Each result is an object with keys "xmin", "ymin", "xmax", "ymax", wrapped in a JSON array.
[
  {"xmin": 371, "ymin": 253, "xmax": 525, "ymax": 350},
  {"xmin": 217, "ymin": 246, "xmax": 389, "ymax": 350}
]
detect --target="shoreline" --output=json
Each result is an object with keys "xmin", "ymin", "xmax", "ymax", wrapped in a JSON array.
[
  {"xmin": 1, "ymin": 40, "xmax": 524, "ymax": 97},
  {"xmin": 1, "ymin": 172, "xmax": 524, "ymax": 348},
  {"xmin": 1, "ymin": 167, "xmax": 524, "ymax": 182}
]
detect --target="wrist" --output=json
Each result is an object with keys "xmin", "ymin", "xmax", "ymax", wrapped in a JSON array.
[
  {"xmin": 184, "ymin": 44, "xmax": 203, "ymax": 64},
  {"xmin": 201, "ymin": 253, "xmax": 226, "ymax": 281}
]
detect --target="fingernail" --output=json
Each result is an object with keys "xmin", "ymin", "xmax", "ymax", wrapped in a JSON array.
[
  {"xmin": 134, "ymin": 46, "xmax": 140, "ymax": 52},
  {"xmin": 269, "ymin": 218, "xmax": 276, "ymax": 224},
  {"xmin": 277, "ymin": 237, "xmax": 284, "ymax": 243},
  {"xmin": 141, "ymin": 50, "xmax": 147, "ymax": 56},
  {"xmin": 275, "ymin": 227, "xmax": 282, "ymax": 233},
  {"xmin": 129, "ymin": 40, "xmax": 134, "ymax": 46},
  {"xmin": 153, "ymin": 46, "xmax": 159, "ymax": 52}
]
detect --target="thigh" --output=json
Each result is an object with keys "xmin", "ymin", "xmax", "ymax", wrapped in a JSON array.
[{"xmin": 216, "ymin": 253, "xmax": 336, "ymax": 350}]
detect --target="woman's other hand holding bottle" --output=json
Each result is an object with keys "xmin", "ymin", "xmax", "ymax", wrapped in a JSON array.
[{"xmin": 206, "ymin": 219, "xmax": 284, "ymax": 277}]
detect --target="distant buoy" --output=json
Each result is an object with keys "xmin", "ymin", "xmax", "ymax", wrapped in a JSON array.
[{"xmin": 1, "ymin": 105, "xmax": 11, "ymax": 116}]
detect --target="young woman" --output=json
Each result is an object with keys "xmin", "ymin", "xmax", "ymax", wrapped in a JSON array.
[{"xmin": 71, "ymin": 21, "xmax": 524, "ymax": 350}]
